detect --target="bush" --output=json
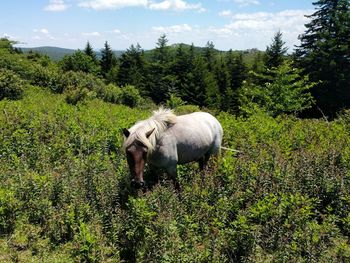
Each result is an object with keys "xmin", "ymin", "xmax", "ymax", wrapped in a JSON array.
[
  {"xmin": 166, "ymin": 94, "xmax": 184, "ymax": 109},
  {"xmin": 0, "ymin": 188, "xmax": 18, "ymax": 235},
  {"xmin": 65, "ymin": 88, "xmax": 97, "ymax": 105},
  {"xmin": 239, "ymin": 61, "xmax": 315, "ymax": 116},
  {"xmin": 103, "ymin": 83, "xmax": 122, "ymax": 104},
  {"xmin": 29, "ymin": 65, "xmax": 63, "ymax": 93},
  {"xmin": 0, "ymin": 68, "xmax": 24, "ymax": 100},
  {"xmin": 59, "ymin": 50, "xmax": 100, "ymax": 75},
  {"xmin": 120, "ymin": 85, "xmax": 141, "ymax": 107},
  {"xmin": 175, "ymin": 104, "xmax": 200, "ymax": 115}
]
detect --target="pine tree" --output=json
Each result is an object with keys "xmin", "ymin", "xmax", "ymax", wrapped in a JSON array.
[
  {"xmin": 213, "ymin": 59, "xmax": 229, "ymax": 110},
  {"xmin": 225, "ymin": 51, "xmax": 247, "ymax": 113},
  {"xmin": 154, "ymin": 34, "xmax": 170, "ymax": 64},
  {"xmin": 204, "ymin": 41, "xmax": 216, "ymax": 71},
  {"xmin": 147, "ymin": 34, "xmax": 172, "ymax": 103},
  {"xmin": 295, "ymin": 0, "xmax": 350, "ymax": 116},
  {"xmin": 117, "ymin": 44, "xmax": 146, "ymax": 92},
  {"xmin": 170, "ymin": 44, "xmax": 193, "ymax": 101},
  {"xmin": 84, "ymin": 41, "xmax": 97, "ymax": 62},
  {"xmin": 264, "ymin": 31, "xmax": 288, "ymax": 69},
  {"xmin": 100, "ymin": 41, "xmax": 117, "ymax": 78}
]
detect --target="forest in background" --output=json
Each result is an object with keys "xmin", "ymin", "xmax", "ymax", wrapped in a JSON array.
[
  {"xmin": 1, "ymin": 0, "xmax": 350, "ymax": 262},
  {"xmin": 2, "ymin": 0, "xmax": 348, "ymax": 119}
]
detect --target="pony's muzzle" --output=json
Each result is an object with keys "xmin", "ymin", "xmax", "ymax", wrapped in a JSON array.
[{"xmin": 131, "ymin": 179, "xmax": 145, "ymax": 189}]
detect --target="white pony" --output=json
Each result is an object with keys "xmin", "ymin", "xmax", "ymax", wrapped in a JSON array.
[{"xmin": 123, "ymin": 108, "xmax": 223, "ymax": 190}]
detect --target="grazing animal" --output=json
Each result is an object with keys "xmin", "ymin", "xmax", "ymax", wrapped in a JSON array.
[{"xmin": 123, "ymin": 108, "xmax": 223, "ymax": 190}]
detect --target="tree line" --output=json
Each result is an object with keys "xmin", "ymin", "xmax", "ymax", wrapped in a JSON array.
[{"xmin": 2, "ymin": 0, "xmax": 350, "ymax": 118}]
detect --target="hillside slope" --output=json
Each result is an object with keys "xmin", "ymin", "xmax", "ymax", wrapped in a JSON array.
[{"xmin": 1, "ymin": 87, "xmax": 350, "ymax": 262}]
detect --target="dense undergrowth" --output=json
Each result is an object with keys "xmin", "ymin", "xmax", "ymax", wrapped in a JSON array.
[{"xmin": 1, "ymin": 87, "xmax": 350, "ymax": 262}]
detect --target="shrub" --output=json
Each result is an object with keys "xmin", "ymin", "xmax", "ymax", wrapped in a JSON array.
[
  {"xmin": 175, "ymin": 104, "xmax": 200, "ymax": 115},
  {"xmin": 0, "ymin": 68, "xmax": 24, "ymax": 100},
  {"xmin": 59, "ymin": 50, "xmax": 100, "ymax": 75},
  {"xmin": 239, "ymin": 60, "xmax": 315, "ymax": 116},
  {"xmin": 120, "ymin": 85, "xmax": 141, "ymax": 107},
  {"xmin": 29, "ymin": 65, "xmax": 63, "ymax": 92},
  {"xmin": 103, "ymin": 83, "xmax": 122, "ymax": 104},
  {"xmin": 0, "ymin": 188, "xmax": 18, "ymax": 235},
  {"xmin": 166, "ymin": 94, "xmax": 184, "ymax": 109},
  {"xmin": 65, "ymin": 88, "xmax": 97, "ymax": 105}
]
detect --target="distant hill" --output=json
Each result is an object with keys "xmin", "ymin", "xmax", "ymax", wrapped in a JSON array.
[
  {"xmin": 20, "ymin": 46, "xmax": 124, "ymax": 61},
  {"xmin": 20, "ymin": 46, "xmax": 76, "ymax": 61}
]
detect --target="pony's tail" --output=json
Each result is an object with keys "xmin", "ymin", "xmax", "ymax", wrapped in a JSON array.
[{"xmin": 220, "ymin": 146, "xmax": 242, "ymax": 155}]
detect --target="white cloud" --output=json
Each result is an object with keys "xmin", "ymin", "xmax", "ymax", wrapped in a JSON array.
[
  {"xmin": 152, "ymin": 24, "xmax": 192, "ymax": 34},
  {"xmin": 34, "ymin": 28, "xmax": 49, "ymax": 34},
  {"xmin": 78, "ymin": 0, "xmax": 148, "ymax": 10},
  {"xmin": 3, "ymin": 33, "xmax": 15, "ymax": 39},
  {"xmin": 219, "ymin": 10, "xmax": 232, "ymax": 17},
  {"xmin": 44, "ymin": 0, "xmax": 70, "ymax": 11},
  {"xmin": 148, "ymin": 0, "xmax": 205, "ymax": 12},
  {"xmin": 33, "ymin": 28, "xmax": 55, "ymax": 40},
  {"xmin": 111, "ymin": 29, "xmax": 121, "ymax": 34},
  {"xmin": 78, "ymin": 0, "xmax": 205, "ymax": 12},
  {"xmin": 209, "ymin": 9, "xmax": 312, "ymax": 50},
  {"xmin": 233, "ymin": 0, "xmax": 260, "ymax": 7},
  {"xmin": 81, "ymin": 31, "xmax": 101, "ymax": 37}
]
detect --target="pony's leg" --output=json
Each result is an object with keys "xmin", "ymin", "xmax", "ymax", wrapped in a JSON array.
[
  {"xmin": 199, "ymin": 153, "xmax": 211, "ymax": 182},
  {"xmin": 199, "ymin": 153, "xmax": 210, "ymax": 170},
  {"xmin": 167, "ymin": 166, "xmax": 181, "ymax": 191}
]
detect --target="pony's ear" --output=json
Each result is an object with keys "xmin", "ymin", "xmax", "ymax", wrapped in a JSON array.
[
  {"xmin": 123, "ymin": 128, "xmax": 130, "ymax": 138},
  {"xmin": 145, "ymin": 128, "xmax": 155, "ymax": 138}
]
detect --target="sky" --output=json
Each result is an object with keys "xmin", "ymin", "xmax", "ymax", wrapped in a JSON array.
[{"xmin": 0, "ymin": 0, "xmax": 315, "ymax": 51}]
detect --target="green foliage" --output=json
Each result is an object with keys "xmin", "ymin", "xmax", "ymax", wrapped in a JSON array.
[
  {"xmin": 1, "ymin": 21, "xmax": 350, "ymax": 261},
  {"xmin": 239, "ymin": 61, "xmax": 315, "ymax": 116},
  {"xmin": 0, "ymin": 68, "xmax": 24, "ymax": 100},
  {"xmin": 295, "ymin": 0, "xmax": 350, "ymax": 116},
  {"xmin": 59, "ymin": 50, "xmax": 100, "ymax": 75},
  {"xmin": 264, "ymin": 30, "xmax": 288, "ymax": 69},
  {"xmin": 117, "ymin": 44, "xmax": 146, "ymax": 91},
  {"xmin": 0, "ymin": 188, "xmax": 18, "ymax": 235},
  {"xmin": 1, "ymin": 87, "xmax": 350, "ymax": 261},
  {"xmin": 166, "ymin": 94, "xmax": 184, "ymax": 109},
  {"xmin": 174, "ymin": 104, "xmax": 200, "ymax": 115},
  {"xmin": 100, "ymin": 41, "xmax": 117, "ymax": 78},
  {"xmin": 120, "ymin": 85, "xmax": 142, "ymax": 107}
]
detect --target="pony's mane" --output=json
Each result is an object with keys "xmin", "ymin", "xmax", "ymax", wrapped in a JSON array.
[{"xmin": 123, "ymin": 108, "xmax": 177, "ymax": 154}]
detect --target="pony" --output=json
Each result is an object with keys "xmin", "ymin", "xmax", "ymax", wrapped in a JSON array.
[{"xmin": 123, "ymin": 108, "xmax": 223, "ymax": 190}]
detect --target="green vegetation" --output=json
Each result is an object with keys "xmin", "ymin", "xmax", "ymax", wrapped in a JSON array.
[
  {"xmin": 0, "ymin": 1, "xmax": 349, "ymax": 261},
  {"xmin": 1, "ymin": 86, "xmax": 350, "ymax": 262}
]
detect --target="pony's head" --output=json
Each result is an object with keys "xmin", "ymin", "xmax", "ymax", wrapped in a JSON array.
[
  {"xmin": 122, "ymin": 108, "xmax": 176, "ymax": 189},
  {"xmin": 123, "ymin": 128, "xmax": 154, "ymax": 189}
]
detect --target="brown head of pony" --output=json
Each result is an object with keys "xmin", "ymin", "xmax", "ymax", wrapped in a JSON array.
[{"xmin": 123, "ymin": 128, "xmax": 154, "ymax": 189}]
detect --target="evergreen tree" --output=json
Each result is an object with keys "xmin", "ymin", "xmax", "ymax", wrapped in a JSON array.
[
  {"xmin": 170, "ymin": 44, "xmax": 193, "ymax": 100},
  {"xmin": 213, "ymin": 59, "xmax": 229, "ymax": 110},
  {"xmin": 264, "ymin": 31, "xmax": 288, "ymax": 69},
  {"xmin": 84, "ymin": 41, "xmax": 97, "ymax": 62},
  {"xmin": 147, "ymin": 34, "xmax": 173, "ymax": 103},
  {"xmin": 154, "ymin": 34, "xmax": 170, "ymax": 63},
  {"xmin": 295, "ymin": 0, "xmax": 350, "ymax": 116},
  {"xmin": 100, "ymin": 41, "xmax": 117, "ymax": 78},
  {"xmin": 117, "ymin": 44, "xmax": 146, "ymax": 92},
  {"xmin": 187, "ymin": 55, "xmax": 211, "ymax": 106},
  {"xmin": 204, "ymin": 41, "xmax": 216, "ymax": 71},
  {"xmin": 225, "ymin": 51, "xmax": 247, "ymax": 112}
]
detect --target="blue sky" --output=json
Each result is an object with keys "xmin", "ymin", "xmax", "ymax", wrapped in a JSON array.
[{"xmin": 1, "ymin": 0, "xmax": 315, "ymax": 51}]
